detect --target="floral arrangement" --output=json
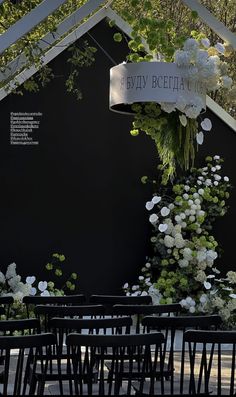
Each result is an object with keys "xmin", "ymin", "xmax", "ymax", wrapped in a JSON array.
[
  {"xmin": 0, "ymin": 253, "xmax": 79, "ymax": 319},
  {"xmin": 114, "ymin": 7, "xmax": 234, "ymax": 183},
  {"xmin": 123, "ymin": 155, "xmax": 236, "ymax": 327}
]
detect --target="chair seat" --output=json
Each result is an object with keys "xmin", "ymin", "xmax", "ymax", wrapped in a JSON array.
[{"xmin": 105, "ymin": 360, "xmax": 171, "ymax": 378}]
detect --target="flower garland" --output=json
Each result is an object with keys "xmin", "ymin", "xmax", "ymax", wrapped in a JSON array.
[
  {"xmin": 123, "ymin": 155, "xmax": 236, "ymax": 326},
  {"xmin": 0, "ymin": 253, "xmax": 79, "ymax": 319}
]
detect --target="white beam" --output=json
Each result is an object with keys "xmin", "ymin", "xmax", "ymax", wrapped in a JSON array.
[
  {"xmin": 0, "ymin": 7, "xmax": 108, "ymax": 101},
  {"xmin": 181, "ymin": 0, "xmax": 236, "ymax": 49},
  {"xmin": 0, "ymin": 0, "xmax": 68, "ymax": 55},
  {"xmin": 206, "ymin": 96, "xmax": 236, "ymax": 131},
  {"xmin": 0, "ymin": 0, "xmax": 105, "ymax": 82}
]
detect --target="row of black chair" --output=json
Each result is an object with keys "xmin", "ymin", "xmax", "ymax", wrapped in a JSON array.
[{"xmin": 0, "ymin": 314, "xmax": 235, "ymax": 395}]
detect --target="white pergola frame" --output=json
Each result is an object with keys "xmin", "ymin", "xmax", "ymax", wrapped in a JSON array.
[{"xmin": 0, "ymin": 0, "xmax": 235, "ymax": 131}]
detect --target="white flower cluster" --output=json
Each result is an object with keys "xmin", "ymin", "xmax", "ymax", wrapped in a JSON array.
[
  {"xmin": 0, "ymin": 263, "xmax": 31, "ymax": 302},
  {"xmin": 160, "ymin": 38, "xmax": 233, "ymax": 121}
]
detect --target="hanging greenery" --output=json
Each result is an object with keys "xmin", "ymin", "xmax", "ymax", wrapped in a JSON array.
[{"xmin": 112, "ymin": 1, "xmax": 234, "ymax": 183}]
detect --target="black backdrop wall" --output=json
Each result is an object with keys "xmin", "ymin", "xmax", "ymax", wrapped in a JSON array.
[{"xmin": 0, "ymin": 20, "xmax": 235, "ymax": 295}]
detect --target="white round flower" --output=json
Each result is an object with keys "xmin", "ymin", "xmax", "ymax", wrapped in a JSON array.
[
  {"xmin": 26, "ymin": 276, "xmax": 36, "ymax": 285},
  {"xmin": 180, "ymin": 213, "xmax": 186, "ymax": 219},
  {"xmin": 184, "ymin": 185, "xmax": 190, "ymax": 191},
  {"xmin": 196, "ymin": 228, "xmax": 202, "ymax": 234},
  {"xmin": 193, "ymin": 193, "xmax": 199, "ymax": 199},
  {"xmin": 138, "ymin": 276, "xmax": 144, "ymax": 281},
  {"xmin": 194, "ymin": 198, "xmax": 200, "ymax": 204},
  {"xmin": 185, "ymin": 209, "xmax": 190, "ymax": 216},
  {"xmin": 145, "ymin": 263, "xmax": 151, "ymax": 268},
  {"xmin": 178, "ymin": 259, "xmax": 189, "ymax": 268},
  {"xmin": 189, "ymin": 306, "xmax": 196, "ymax": 313},
  {"xmin": 152, "ymin": 196, "xmax": 161, "ymax": 204},
  {"xmin": 184, "ymin": 38, "xmax": 199, "ymax": 51},
  {"xmin": 200, "ymin": 294, "xmax": 208, "ymax": 304},
  {"xmin": 183, "ymin": 193, "xmax": 189, "ymax": 200},
  {"xmin": 164, "ymin": 235, "xmax": 175, "ymax": 248},
  {"xmin": 205, "ymin": 179, "xmax": 212, "ymax": 186},
  {"xmin": 215, "ymin": 42, "xmax": 225, "ymax": 54},
  {"xmin": 189, "ymin": 215, "xmax": 195, "ymax": 222},
  {"xmin": 215, "ymin": 165, "xmax": 221, "ymax": 170},
  {"xmin": 168, "ymin": 203, "xmax": 175, "ymax": 210},
  {"xmin": 181, "ymin": 222, "xmax": 187, "ymax": 228},
  {"xmin": 175, "ymin": 233, "xmax": 185, "ymax": 248},
  {"xmin": 214, "ymin": 181, "xmax": 219, "ymax": 186},
  {"xmin": 207, "ymin": 250, "xmax": 218, "ymax": 260},
  {"xmin": 183, "ymin": 248, "xmax": 192, "ymax": 261},
  {"xmin": 141, "ymin": 291, "xmax": 148, "ymax": 296},
  {"xmin": 158, "ymin": 223, "xmax": 168, "ymax": 232},
  {"xmin": 197, "ymin": 250, "xmax": 207, "ymax": 262},
  {"xmin": 30, "ymin": 287, "xmax": 37, "ymax": 296},
  {"xmin": 214, "ymin": 155, "xmax": 220, "ymax": 160},
  {"xmin": 197, "ymin": 180, "xmax": 202, "ymax": 185},
  {"xmin": 160, "ymin": 207, "xmax": 170, "ymax": 217},
  {"xmin": 38, "ymin": 281, "xmax": 48, "ymax": 292},
  {"xmin": 201, "ymin": 38, "xmax": 210, "ymax": 48},
  {"xmin": 188, "ymin": 199, "xmax": 193, "ymax": 205},
  {"xmin": 204, "ymin": 281, "xmax": 212, "ymax": 290},
  {"xmin": 214, "ymin": 174, "xmax": 221, "ymax": 181},
  {"xmin": 145, "ymin": 201, "xmax": 154, "ymax": 211},
  {"xmin": 123, "ymin": 283, "xmax": 129, "ymax": 289},
  {"xmin": 224, "ymin": 176, "xmax": 229, "ymax": 182},
  {"xmin": 211, "ymin": 167, "xmax": 216, "ymax": 172},
  {"xmin": 198, "ymin": 210, "xmax": 205, "ymax": 217},
  {"xmin": 198, "ymin": 189, "xmax": 204, "ymax": 195},
  {"xmin": 132, "ymin": 285, "xmax": 139, "ymax": 291},
  {"xmin": 201, "ymin": 118, "xmax": 212, "ymax": 131},
  {"xmin": 189, "ymin": 209, "xmax": 196, "ymax": 216},
  {"xmin": 149, "ymin": 214, "xmax": 158, "ymax": 224},
  {"xmin": 175, "ymin": 215, "xmax": 182, "ymax": 223},
  {"xmin": 41, "ymin": 290, "xmax": 50, "ymax": 297}
]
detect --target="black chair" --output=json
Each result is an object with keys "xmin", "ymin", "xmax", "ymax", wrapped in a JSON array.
[
  {"xmin": 0, "ymin": 332, "xmax": 56, "ymax": 395},
  {"xmin": 0, "ymin": 296, "xmax": 14, "ymax": 319},
  {"xmin": 0, "ymin": 307, "xmax": 5, "ymax": 317},
  {"xmin": 65, "ymin": 332, "xmax": 164, "ymax": 395},
  {"xmin": 0, "ymin": 318, "xmax": 40, "ymax": 335},
  {"xmin": 112, "ymin": 303, "xmax": 182, "ymax": 333},
  {"xmin": 39, "ymin": 317, "xmax": 133, "ymax": 395},
  {"xmin": 183, "ymin": 330, "xmax": 236, "ymax": 396},
  {"xmin": 132, "ymin": 314, "xmax": 222, "ymax": 395},
  {"xmin": 89, "ymin": 295, "xmax": 152, "ymax": 314},
  {"xmin": 35, "ymin": 304, "xmax": 106, "ymax": 332},
  {"xmin": 23, "ymin": 294, "xmax": 86, "ymax": 318}
]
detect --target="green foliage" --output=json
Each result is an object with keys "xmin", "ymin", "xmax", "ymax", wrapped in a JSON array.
[
  {"xmin": 131, "ymin": 103, "xmax": 198, "ymax": 184},
  {"xmin": 0, "ymin": 0, "xmax": 98, "ymax": 99}
]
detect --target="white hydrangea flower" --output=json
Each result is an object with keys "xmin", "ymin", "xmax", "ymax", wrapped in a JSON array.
[
  {"xmin": 184, "ymin": 38, "xmax": 199, "ymax": 52},
  {"xmin": 183, "ymin": 248, "xmax": 193, "ymax": 261},
  {"xmin": 148, "ymin": 285, "xmax": 162, "ymax": 305},
  {"xmin": 215, "ymin": 42, "xmax": 225, "ymax": 54},
  {"xmin": 214, "ymin": 155, "xmax": 220, "ymax": 160},
  {"xmin": 224, "ymin": 176, "xmax": 229, "ymax": 182},
  {"xmin": 6, "ymin": 263, "xmax": 17, "ymax": 280},
  {"xmin": 214, "ymin": 174, "xmax": 221, "ymax": 181},
  {"xmin": 178, "ymin": 259, "xmax": 189, "ymax": 268},
  {"xmin": 160, "ymin": 102, "xmax": 176, "ymax": 113},
  {"xmin": 198, "ymin": 189, "xmax": 204, "ymax": 195},
  {"xmin": 226, "ymin": 271, "xmax": 236, "ymax": 284},
  {"xmin": 164, "ymin": 235, "xmax": 175, "ymax": 248},
  {"xmin": 197, "ymin": 250, "xmax": 207, "ymax": 262},
  {"xmin": 195, "ymin": 270, "xmax": 207, "ymax": 283},
  {"xmin": 175, "ymin": 233, "xmax": 185, "ymax": 248},
  {"xmin": 123, "ymin": 283, "xmax": 129, "ymax": 289}
]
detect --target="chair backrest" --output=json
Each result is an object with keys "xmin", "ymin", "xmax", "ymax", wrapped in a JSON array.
[
  {"xmin": 89, "ymin": 295, "xmax": 152, "ymax": 315},
  {"xmin": 0, "ymin": 318, "xmax": 40, "ymax": 335},
  {"xmin": 0, "ymin": 306, "xmax": 5, "ymax": 316},
  {"xmin": 183, "ymin": 330, "xmax": 236, "ymax": 396},
  {"xmin": 49, "ymin": 316, "xmax": 132, "ymax": 355},
  {"xmin": 142, "ymin": 315, "xmax": 222, "ymax": 395},
  {"xmin": 0, "ymin": 296, "xmax": 14, "ymax": 319},
  {"xmin": 23, "ymin": 294, "xmax": 86, "ymax": 317},
  {"xmin": 0, "ymin": 332, "xmax": 56, "ymax": 395},
  {"xmin": 66, "ymin": 332, "xmax": 164, "ymax": 395},
  {"xmin": 113, "ymin": 303, "xmax": 182, "ymax": 333},
  {"xmin": 35, "ymin": 304, "xmax": 106, "ymax": 332}
]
